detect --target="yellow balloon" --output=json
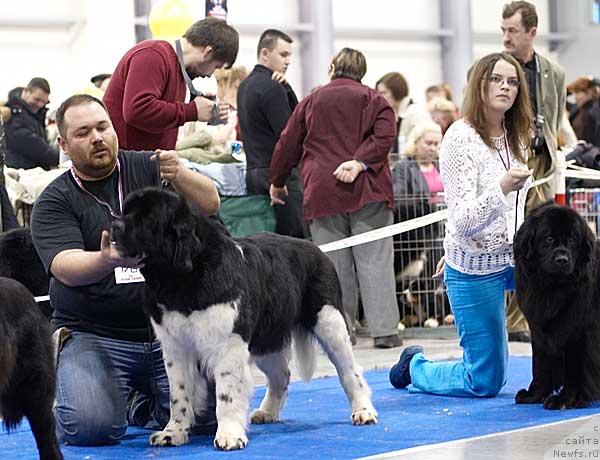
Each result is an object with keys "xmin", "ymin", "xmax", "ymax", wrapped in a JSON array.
[{"xmin": 149, "ymin": 0, "xmax": 194, "ymax": 40}]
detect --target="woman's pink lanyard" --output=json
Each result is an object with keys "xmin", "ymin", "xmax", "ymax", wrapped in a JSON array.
[{"xmin": 497, "ymin": 126, "xmax": 520, "ymax": 239}]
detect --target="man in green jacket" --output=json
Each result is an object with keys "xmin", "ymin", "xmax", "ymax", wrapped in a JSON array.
[{"xmin": 501, "ymin": 0, "xmax": 567, "ymax": 342}]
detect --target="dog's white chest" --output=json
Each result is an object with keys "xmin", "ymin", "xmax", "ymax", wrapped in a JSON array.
[{"xmin": 152, "ymin": 301, "xmax": 240, "ymax": 358}]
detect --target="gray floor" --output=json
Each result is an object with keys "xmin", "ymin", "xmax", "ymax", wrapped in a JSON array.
[
  {"xmin": 356, "ymin": 413, "xmax": 600, "ymax": 460},
  {"xmin": 251, "ymin": 335, "xmax": 591, "ymax": 460}
]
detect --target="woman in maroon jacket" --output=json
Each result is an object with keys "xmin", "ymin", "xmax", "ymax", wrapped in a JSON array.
[{"xmin": 269, "ymin": 48, "xmax": 402, "ymax": 349}]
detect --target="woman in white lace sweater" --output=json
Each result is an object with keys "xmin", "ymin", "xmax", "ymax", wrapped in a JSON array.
[{"xmin": 390, "ymin": 52, "xmax": 534, "ymax": 397}]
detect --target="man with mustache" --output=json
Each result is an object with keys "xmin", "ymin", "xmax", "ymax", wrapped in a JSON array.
[
  {"xmin": 104, "ymin": 17, "xmax": 239, "ymax": 151},
  {"xmin": 501, "ymin": 1, "xmax": 566, "ymax": 343},
  {"xmin": 237, "ymin": 29, "xmax": 305, "ymax": 238},
  {"xmin": 30, "ymin": 94, "xmax": 220, "ymax": 446}
]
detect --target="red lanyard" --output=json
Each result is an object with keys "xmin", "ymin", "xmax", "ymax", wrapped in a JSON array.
[{"xmin": 70, "ymin": 160, "xmax": 124, "ymax": 219}]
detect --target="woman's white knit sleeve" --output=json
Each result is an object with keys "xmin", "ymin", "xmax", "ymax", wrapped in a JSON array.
[{"xmin": 440, "ymin": 125, "xmax": 511, "ymax": 238}]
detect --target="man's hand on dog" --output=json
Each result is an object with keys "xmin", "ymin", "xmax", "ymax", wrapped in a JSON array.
[
  {"xmin": 270, "ymin": 184, "xmax": 288, "ymax": 206},
  {"xmin": 152, "ymin": 150, "xmax": 181, "ymax": 183},
  {"xmin": 101, "ymin": 230, "xmax": 145, "ymax": 269}
]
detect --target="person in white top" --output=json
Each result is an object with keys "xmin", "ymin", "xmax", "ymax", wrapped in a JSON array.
[{"xmin": 389, "ymin": 52, "xmax": 534, "ymax": 397}]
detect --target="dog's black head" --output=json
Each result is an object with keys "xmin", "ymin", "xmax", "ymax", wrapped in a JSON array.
[
  {"xmin": 110, "ymin": 188, "xmax": 204, "ymax": 273},
  {"xmin": 0, "ymin": 227, "xmax": 49, "ymax": 293},
  {"xmin": 514, "ymin": 203, "xmax": 595, "ymax": 277}
]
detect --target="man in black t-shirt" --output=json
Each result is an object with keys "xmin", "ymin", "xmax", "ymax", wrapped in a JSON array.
[{"xmin": 31, "ymin": 94, "xmax": 220, "ymax": 446}]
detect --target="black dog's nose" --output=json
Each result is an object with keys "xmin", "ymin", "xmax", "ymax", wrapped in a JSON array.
[{"xmin": 554, "ymin": 254, "xmax": 569, "ymax": 266}]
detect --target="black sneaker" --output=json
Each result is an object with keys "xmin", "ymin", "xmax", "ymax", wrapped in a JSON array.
[
  {"xmin": 373, "ymin": 334, "xmax": 403, "ymax": 349},
  {"xmin": 508, "ymin": 331, "xmax": 531, "ymax": 343},
  {"xmin": 389, "ymin": 345, "xmax": 424, "ymax": 388}
]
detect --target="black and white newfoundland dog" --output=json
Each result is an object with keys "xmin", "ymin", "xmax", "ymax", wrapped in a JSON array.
[
  {"xmin": 513, "ymin": 203, "xmax": 600, "ymax": 409},
  {"xmin": 0, "ymin": 277, "xmax": 62, "ymax": 460},
  {"xmin": 110, "ymin": 188, "xmax": 377, "ymax": 451}
]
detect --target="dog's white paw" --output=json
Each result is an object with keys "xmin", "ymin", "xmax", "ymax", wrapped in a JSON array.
[
  {"xmin": 423, "ymin": 318, "xmax": 439, "ymax": 328},
  {"xmin": 250, "ymin": 409, "xmax": 278, "ymax": 424},
  {"xmin": 443, "ymin": 314, "xmax": 455, "ymax": 325},
  {"xmin": 351, "ymin": 407, "xmax": 378, "ymax": 425},
  {"xmin": 149, "ymin": 429, "xmax": 189, "ymax": 447},
  {"xmin": 214, "ymin": 424, "xmax": 248, "ymax": 451}
]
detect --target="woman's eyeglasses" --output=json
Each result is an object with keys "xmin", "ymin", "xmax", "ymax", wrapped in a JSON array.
[{"xmin": 488, "ymin": 74, "xmax": 520, "ymax": 88}]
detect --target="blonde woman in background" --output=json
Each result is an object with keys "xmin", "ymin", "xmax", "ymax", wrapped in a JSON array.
[
  {"xmin": 425, "ymin": 83, "xmax": 454, "ymax": 103},
  {"xmin": 392, "ymin": 122, "xmax": 443, "ymax": 282},
  {"xmin": 182, "ymin": 65, "xmax": 248, "ymax": 145},
  {"xmin": 427, "ymin": 97, "xmax": 458, "ymax": 136},
  {"xmin": 393, "ymin": 121, "xmax": 443, "ymax": 206}
]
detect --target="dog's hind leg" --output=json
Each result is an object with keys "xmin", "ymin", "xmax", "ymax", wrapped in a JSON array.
[
  {"xmin": 213, "ymin": 333, "xmax": 253, "ymax": 451},
  {"xmin": 312, "ymin": 305, "xmax": 377, "ymax": 425},
  {"xmin": 250, "ymin": 348, "xmax": 291, "ymax": 424},
  {"xmin": 25, "ymin": 396, "xmax": 63, "ymax": 460}
]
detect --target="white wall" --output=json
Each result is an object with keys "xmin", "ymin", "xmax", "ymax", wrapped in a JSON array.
[
  {"xmin": 4, "ymin": 0, "xmax": 594, "ymax": 112},
  {"xmin": 556, "ymin": 0, "xmax": 600, "ymax": 85},
  {"xmin": 193, "ymin": 0, "xmax": 444, "ymax": 102},
  {"xmin": 332, "ymin": 0, "xmax": 442, "ymax": 103},
  {"xmin": 194, "ymin": 0, "xmax": 303, "ymax": 96},
  {"xmin": 0, "ymin": 0, "xmax": 135, "ymax": 109}
]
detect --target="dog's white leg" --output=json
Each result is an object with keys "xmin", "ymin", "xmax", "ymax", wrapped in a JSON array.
[
  {"xmin": 250, "ymin": 348, "xmax": 291, "ymax": 424},
  {"xmin": 149, "ymin": 325, "xmax": 195, "ymax": 447},
  {"xmin": 189, "ymin": 369, "xmax": 212, "ymax": 423},
  {"xmin": 313, "ymin": 305, "xmax": 378, "ymax": 425},
  {"xmin": 213, "ymin": 333, "xmax": 253, "ymax": 451}
]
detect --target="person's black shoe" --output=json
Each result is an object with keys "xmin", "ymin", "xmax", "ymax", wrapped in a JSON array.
[
  {"xmin": 373, "ymin": 333, "xmax": 403, "ymax": 349},
  {"xmin": 508, "ymin": 331, "xmax": 531, "ymax": 343},
  {"xmin": 389, "ymin": 345, "xmax": 424, "ymax": 388}
]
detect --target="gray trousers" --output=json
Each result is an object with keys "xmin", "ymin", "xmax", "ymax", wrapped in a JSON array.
[{"xmin": 309, "ymin": 201, "xmax": 399, "ymax": 338}]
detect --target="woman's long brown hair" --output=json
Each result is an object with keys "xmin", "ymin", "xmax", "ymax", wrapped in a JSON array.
[{"xmin": 462, "ymin": 52, "xmax": 533, "ymax": 163}]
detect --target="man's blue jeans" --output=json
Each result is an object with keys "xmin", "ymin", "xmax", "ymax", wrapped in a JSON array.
[
  {"xmin": 55, "ymin": 330, "xmax": 170, "ymax": 445},
  {"xmin": 408, "ymin": 265, "xmax": 513, "ymax": 397}
]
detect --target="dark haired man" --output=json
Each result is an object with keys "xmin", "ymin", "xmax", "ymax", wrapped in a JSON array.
[
  {"xmin": 104, "ymin": 17, "xmax": 239, "ymax": 151},
  {"xmin": 31, "ymin": 94, "xmax": 219, "ymax": 445},
  {"xmin": 5, "ymin": 77, "xmax": 59, "ymax": 170},
  {"xmin": 237, "ymin": 29, "xmax": 305, "ymax": 238},
  {"xmin": 501, "ymin": 1, "xmax": 566, "ymax": 343}
]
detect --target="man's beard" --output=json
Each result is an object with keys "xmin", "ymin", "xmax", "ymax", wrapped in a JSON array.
[{"xmin": 77, "ymin": 148, "xmax": 118, "ymax": 180}]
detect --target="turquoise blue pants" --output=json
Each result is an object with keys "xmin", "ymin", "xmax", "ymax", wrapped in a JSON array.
[{"xmin": 408, "ymin": 264, "xmax": 513, "ymax": 397}]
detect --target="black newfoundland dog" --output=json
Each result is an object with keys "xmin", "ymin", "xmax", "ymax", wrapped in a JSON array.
[
  {"xmin": 513, "ymin": 203, "xmax": 600, "ymax": 409},
  {"xmin": 0, "ymin": 227, "xmax": 51, "ymax": 319},
  {"xmin": 110, "ymin": 188, "xmax": 377, "ymax": 451},
  {"xmin": 0, "ymin": 277, "xmax": 62, "ymax": 460}
]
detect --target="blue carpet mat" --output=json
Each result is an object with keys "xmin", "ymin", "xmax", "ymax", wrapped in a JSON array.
[{"xmin": 2, "ymin": 356, "xmax": 600, "ymax": 459}]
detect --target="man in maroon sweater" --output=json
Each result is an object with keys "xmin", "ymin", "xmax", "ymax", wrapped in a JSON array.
[
  {"xmin": 104, "ymin": 18, "xmax": 238, "ymax": 151},
  {"xmin": 269, "ymin": 48, "xmax": 402, "ymax": 349}
]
